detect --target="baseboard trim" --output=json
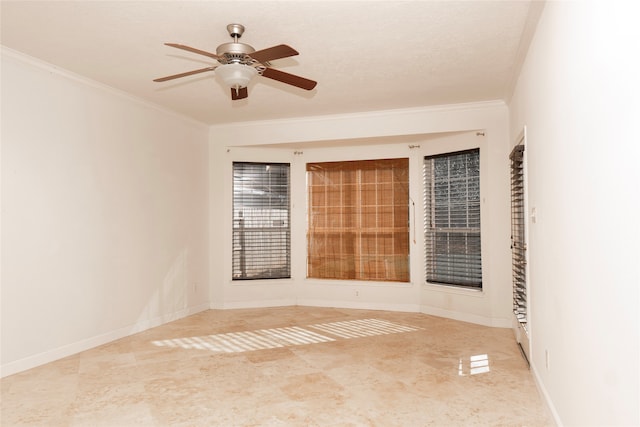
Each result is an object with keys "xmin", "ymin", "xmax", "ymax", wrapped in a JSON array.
[
  {"xmin": 0, "ymin": 303, "xmax": 210, "ymax": 378},
  {"xmin": 217, "ymin": 299, "xmax": 297, "ymax": 310},
  {"xmin": 299, "ymin": 299, "xmax": 421, "ymax": 313},
  {"xmin": 420, "ymin": 305, "xmax": 511, "ymax": 328},
  {"xmin": 531, "ymin": 362, "xmax": 563, "ymax": 426},
  {"xmin": 210, "ymin": 300, "xmax": 509, "ymax": 326},
  {"xmin": 209, "ymin": 299, "xmax": 421, "ymax": 313}
]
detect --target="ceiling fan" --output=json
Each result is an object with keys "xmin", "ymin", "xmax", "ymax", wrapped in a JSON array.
[{"xmin": 153, "ymin": 23, "xmax": 317, "ymax": 100}]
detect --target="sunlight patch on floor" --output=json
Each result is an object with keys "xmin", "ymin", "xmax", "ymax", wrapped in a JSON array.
[
  {"xmin": 152, "ymin": 326, "xmax": 334, "ymax": 353},
  {"xmin": 308, "ymin": 318, "xmax": 421, "ymax": 338},
  {"xmin": 151, "ymin": 319, "xmax": 421, "ymax": 353}
]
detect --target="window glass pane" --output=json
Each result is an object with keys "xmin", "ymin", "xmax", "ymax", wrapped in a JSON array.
[{"xmin": 233, "ymin": 162, "xmax": 290, "ymax": 280}]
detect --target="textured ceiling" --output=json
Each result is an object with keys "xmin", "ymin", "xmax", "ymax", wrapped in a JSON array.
[{"xmin": 1, "ymin": 1, "xmax": 540, "ymax": 125}]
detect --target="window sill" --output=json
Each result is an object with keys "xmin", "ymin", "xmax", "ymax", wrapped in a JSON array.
[
  {"xmin": 306, "ymin": 278, "xmax": 414, "ymax": 288},
  {"xmin": 230, "ymin": 278, "xmax": 294, "ymax": 286},
  {"xmin": 422, "ymin": 282, "xmax": 485, "ymax": 297}
]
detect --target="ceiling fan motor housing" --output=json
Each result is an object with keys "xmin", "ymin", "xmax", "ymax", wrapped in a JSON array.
[
  {"xmin": 216, "ymin": 23, "xmax": 256, "ymax": 64},
  {"xmin": 216, "ymin": 42, "xmax": 256, "ymax": 63}
]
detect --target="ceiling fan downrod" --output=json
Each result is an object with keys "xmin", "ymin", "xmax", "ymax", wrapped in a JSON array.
[{"xmin": 216, "ymin": 23, "xmax": 256, "ymax": 60}]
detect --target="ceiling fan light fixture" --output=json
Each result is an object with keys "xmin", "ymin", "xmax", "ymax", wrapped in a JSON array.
[{"xmin": 216, "ymin": 63, "xmax": 258, "ymax": 90}]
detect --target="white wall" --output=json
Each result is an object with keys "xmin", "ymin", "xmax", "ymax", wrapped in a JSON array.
[
  {"xmin": 209, "ymin": 102, "xmax": 513, "ymax": 327},
  {"xmin": 1, "ymin": 49, "xmax": 210, "ymax": 376},
  {"xmin": 508, "ymin": 1, "xmax": 640, "ymax": 425}
]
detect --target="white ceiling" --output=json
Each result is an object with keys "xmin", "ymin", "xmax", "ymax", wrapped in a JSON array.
[{"xmin": 1, "ymin": 1, "xmax": 540, "ymax": 125}]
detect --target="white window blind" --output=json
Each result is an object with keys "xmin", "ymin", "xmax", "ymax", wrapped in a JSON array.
[
  {"xmin": 424, "ymin": 149, "xmax": 482, "ymax": 288},
  {"xmin": 510, "ymin": 144, "xmax": 527, "ymax": 326},
  {"xmin": 232, "ymin": 162, "xmax": 290, "ymax": 280}
]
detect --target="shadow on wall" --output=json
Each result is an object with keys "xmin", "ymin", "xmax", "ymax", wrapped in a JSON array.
[{"xmin": 137, "ymin": 248, "xmax": 191, "ymax": 326}]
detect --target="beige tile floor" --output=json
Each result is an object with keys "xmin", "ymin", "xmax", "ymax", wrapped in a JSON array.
[{"xmin": 1, "ymin": 306, "xmax": 553, "ymax": 426}]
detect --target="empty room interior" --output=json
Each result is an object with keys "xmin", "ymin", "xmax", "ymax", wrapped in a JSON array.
[{"xmin": 1, "ymin": 1, "xmax": 639, "ymax": 426}]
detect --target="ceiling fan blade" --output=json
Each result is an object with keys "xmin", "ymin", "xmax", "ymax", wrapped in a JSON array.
[
  {"xmin": 164, "ymin": 43, "xmax": 221, "ymax": 60},
  {"xmin": 231, "ymin": 87, "xmax": 248, "ymax": 100},
  {"xmin": 249, "ymin": 44, "xmax": 299, "ymax": 64},
  {"xmin": 153, "ymin": 66, "xmax": 217, "ymax": 82},
  {"xmin": 261, "ymin": 67, "xmax": 317, "ymax": 91}
]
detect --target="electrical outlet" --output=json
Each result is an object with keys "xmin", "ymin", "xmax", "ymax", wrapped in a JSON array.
[{"xmin": 355, "ymin": 290, "xmax": 359, "ymax": 297}]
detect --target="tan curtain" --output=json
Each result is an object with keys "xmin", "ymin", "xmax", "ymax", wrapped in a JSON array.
[{"xmin": 307, "ymin": 158, "xmax": 409, "ymax": 282}]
